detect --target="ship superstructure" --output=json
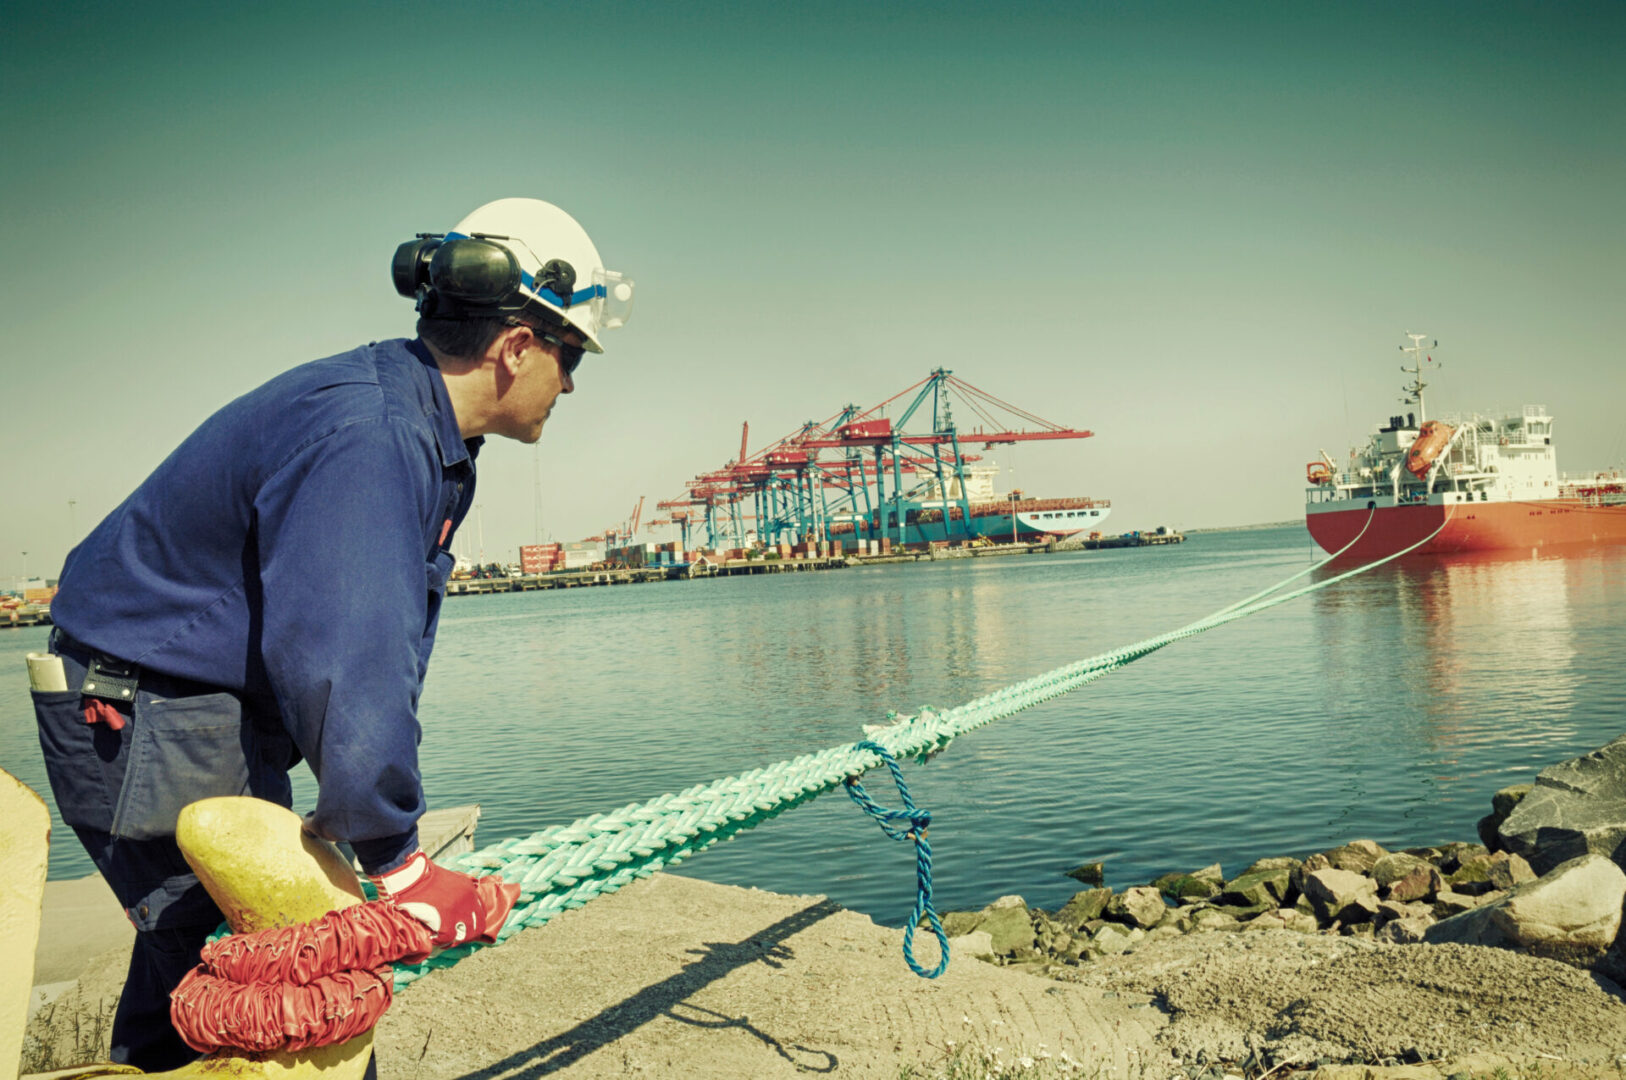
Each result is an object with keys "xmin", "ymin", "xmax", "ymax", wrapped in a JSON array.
[{"xmin": 1305, "ymin": 334, "xmax": 1626, "ymax": 557}]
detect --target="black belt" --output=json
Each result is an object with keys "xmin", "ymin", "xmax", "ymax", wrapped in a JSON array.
[{"xmin": 52, "ymin": 628, "xmax": 140, "ymax": 704}]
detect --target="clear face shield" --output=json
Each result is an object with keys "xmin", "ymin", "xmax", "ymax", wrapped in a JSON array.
[{"xmin": 591, "ymin": 268, "xmax": 634, "ymax": 332}]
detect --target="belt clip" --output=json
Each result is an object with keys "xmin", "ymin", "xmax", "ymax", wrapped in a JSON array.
[{"xmin": 81, "ymin": 654, "xmax": 139, "ymax": 704}]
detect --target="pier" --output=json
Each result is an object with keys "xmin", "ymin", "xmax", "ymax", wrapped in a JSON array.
[
  {"xmin": 0, "ymin": 608, "xmax": 51, "ymax": 630},
  {"xmin": 445, "ymin": 554, "xmax": 852, "ymax": 595},
  {"xmin": 0, "ymin": 533, "xmax": 1191, "ymax": 624},
  {"xmin": 444, "ymin": 531, "xmax": 1187, "ymax": 597}
]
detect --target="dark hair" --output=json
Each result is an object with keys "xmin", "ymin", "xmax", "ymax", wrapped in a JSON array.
[{"xmin": 416, "ymin": 315, "xmax": 510, "ymax": 360}]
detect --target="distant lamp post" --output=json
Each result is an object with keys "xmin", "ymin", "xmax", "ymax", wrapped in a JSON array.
[{"xmin": 20, "ymin": 551, "xmax": 28, "ymax": 582}]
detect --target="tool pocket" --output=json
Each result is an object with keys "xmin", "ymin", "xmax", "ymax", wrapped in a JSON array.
[
  {"xmin": 33, "ymin": 688, "xmax": 125, "ymax": 832},
  {"xmin": 111, "ymin": 692, "xmax": 254, "ymax": 841},
  {"xmin": 417, "ymin": 549, "xmax": 455, "ymax": 686}
]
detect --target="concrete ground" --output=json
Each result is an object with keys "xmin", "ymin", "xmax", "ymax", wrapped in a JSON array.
[
  {"xmin": 373, "ymin": 873, "xmax": 1166, "ymax": 1079},
  {"xmin": 32, "ymin": 876, "xmax": 132, "ymax": 987}
]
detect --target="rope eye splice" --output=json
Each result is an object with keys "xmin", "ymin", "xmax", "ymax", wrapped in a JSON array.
[{"xmin": 843, "ymin": 740, "xmax": 949, "ymax": 979}]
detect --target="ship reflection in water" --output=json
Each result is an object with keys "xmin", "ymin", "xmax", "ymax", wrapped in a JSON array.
[{"xmin": 1309, "ymin": 545, "xmax": 1611, "ymax": 767}]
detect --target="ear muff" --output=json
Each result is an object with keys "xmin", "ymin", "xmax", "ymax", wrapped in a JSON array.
[
  {"xmin": 391, "ymin": 234, "xmax": 577, "ymax": 321},
  {"xmin": 428, "ymin": 238, "xmax": 522, "ymax": 305},
  {"xmin": 392, "ymin": 235, "xmax": 443, "ymax": 299}
]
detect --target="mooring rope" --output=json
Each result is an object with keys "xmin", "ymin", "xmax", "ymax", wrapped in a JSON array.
[{"xmin": 379, "ymin": 509, "xmax": 1445, "ymax": 990}]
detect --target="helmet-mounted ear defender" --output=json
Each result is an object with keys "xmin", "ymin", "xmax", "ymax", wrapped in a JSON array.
[{"xmin": 391, "ymin": 233, "xmax": 577, "ymax": 320}]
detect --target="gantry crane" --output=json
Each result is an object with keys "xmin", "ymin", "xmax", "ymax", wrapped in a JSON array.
[{"xmin": 658, "ymin": 370, "xmax": 1094, "ymax": 550}]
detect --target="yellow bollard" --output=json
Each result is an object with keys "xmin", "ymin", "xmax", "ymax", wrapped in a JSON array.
[
  {"xmin": 2, "ymin": 770, "xmax": 53, "ymax": 1080},
  {"xmin": 174, "ymin": 797, "xmax": 364, "ymax": 935},
  {"xmin": 8, "ymin": 783, "xmax": 378, "ymax": 1080},
  {"xmin": 152, "ymin": 798, "xmax": 375, "ymax": 1077}
]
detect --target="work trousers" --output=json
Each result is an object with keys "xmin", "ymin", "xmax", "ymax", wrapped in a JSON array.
[{"xmin": 32, "ymin": 633, "xmax": 297, "ymax": 1071}]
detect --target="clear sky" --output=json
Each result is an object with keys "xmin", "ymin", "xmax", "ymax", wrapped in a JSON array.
[{"xmin": 4, "ymin": 1, "xmax": 1623, "ymax": 580}]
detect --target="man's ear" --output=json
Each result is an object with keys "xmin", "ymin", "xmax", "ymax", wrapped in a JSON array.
[{"xmin": 494, "ymin": 325, "xmax": 531, "ymax": 377}]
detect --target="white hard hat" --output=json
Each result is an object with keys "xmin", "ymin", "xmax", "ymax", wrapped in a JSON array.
[{"xmin": 394, "ymin": 197, "xmax": 632, "ymax": 353}]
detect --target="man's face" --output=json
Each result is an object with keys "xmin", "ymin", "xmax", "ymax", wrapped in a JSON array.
[{"xmin": 507, "ymin": 325, "xmax": 582, "ymax": 443}]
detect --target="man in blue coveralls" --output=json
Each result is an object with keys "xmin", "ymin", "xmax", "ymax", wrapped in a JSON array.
[{"xmin": 31, "ymin": 197, "xmax": 633, "ymax": 1068}]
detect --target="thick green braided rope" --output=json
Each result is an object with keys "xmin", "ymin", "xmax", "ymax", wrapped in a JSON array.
[{"xmin": 394, "ymin": 511, "xmax": 1436, "ymax": 989}]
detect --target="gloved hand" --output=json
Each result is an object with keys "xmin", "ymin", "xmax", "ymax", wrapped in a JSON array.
[{"xmin": 368, "ymin": 850, "xmax": 520, "ymax": 947}]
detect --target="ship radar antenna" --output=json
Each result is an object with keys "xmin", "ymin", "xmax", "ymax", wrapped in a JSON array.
[{"xmin": 1398, "ymin": 332, "xmax": 1438, "ymax": 423}]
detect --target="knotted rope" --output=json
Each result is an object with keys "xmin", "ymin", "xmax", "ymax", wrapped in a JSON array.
[{"xmin": 843, "ymin": 740, "xmax": 946, "ymax": 978}]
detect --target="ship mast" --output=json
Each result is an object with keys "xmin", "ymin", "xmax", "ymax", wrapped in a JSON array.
[{"xmin": 1399, "ymin": 332, "xmax": 1436, "ymax": 424}]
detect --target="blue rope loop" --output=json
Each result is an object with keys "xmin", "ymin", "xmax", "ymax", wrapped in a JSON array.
[{"xmin": 844, "ymin": 740, "xmax": 949, "ymax": 978}]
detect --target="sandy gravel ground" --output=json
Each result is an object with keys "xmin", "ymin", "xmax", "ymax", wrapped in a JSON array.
[
  {"xmin": 26, "ymin": 872, "xmax": 1626, "ymax": 1078},
  {"xmin": 1065, "ymin": 927, "xmax": 1626, "ymax": 1068}
]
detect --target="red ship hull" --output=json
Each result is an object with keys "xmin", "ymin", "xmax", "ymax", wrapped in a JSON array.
[{"xmin": 1307, "ymin": 499, "xmax": 1626, "ymax": 559}]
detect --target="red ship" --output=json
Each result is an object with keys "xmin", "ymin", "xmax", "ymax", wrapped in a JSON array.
[{"xmin": 1305, "ymin": 334, "xmax": 1626, "ymax": 559}]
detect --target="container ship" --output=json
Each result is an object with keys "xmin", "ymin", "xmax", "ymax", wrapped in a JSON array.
[
  {"xmin": 829, "ymin": 461, "xmax": 1112, "ymax": 546},
  {"xmin": 1305, "ymin": 334, "xmax": 1626, "ymax": 559}
]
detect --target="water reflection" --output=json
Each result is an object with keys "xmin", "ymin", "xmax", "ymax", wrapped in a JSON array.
[
  {"xmin": 1310, "ymin": 547, "xmax": 1599, "ymax": 786},
  {"xmin": 8, "ymin": 530, "xmax": 1622, "ymax": 921}
]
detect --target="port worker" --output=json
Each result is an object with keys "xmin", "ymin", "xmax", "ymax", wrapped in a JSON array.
[{"xmin": 30, "ymin": 198, "xmax": 633, "ymax": 1069}]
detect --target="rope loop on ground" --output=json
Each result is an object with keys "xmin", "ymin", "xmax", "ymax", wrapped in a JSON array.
[{"xmin": 843, "ymin": 740, "xmax": 948, "ymax": 978}]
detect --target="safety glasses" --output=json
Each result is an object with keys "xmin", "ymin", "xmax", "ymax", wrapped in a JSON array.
[{"xmin": 531, "ymin": 326, "xmax": 585, "ymax": 378}]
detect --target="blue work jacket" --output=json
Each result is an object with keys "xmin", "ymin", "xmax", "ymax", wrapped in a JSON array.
[{"xmin": 52, "ymin": 338, "xmax": 479, "ymax": 869}]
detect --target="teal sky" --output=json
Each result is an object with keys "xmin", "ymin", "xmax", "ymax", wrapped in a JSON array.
[{"xmin": 4, "ymin": 2, "xmax": 1624, "ymax": 579}]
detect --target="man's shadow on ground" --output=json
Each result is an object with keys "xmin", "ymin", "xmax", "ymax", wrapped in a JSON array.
[{"xmin": 456, "ymin": 897, "xmax": 844, "ymax": 1078}]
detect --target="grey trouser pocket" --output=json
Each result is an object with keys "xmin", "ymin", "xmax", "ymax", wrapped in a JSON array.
[{"xmin": 112, "ymin": 692, "xmax": 254, "ymax": 841}]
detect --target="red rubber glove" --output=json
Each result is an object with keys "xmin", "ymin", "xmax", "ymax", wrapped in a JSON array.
[{"xmin": 368, "ymin": 850, "xmax": 520, "ymax": 947}]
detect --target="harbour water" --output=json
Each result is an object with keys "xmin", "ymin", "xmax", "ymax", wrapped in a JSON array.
[{"xmin": 4, "ymin": 525, "xmax": 1623, "ymax": 928}]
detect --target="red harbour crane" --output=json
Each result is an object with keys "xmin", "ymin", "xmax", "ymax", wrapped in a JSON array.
[{"xmin": 657, "ymin": 369, "xmax": 1097, "ymax": 550}]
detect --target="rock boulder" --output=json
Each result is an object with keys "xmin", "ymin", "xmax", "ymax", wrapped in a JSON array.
[
  {"xmin": 1497, "ymin": 734, "xmax": 1626, "ymax": 874},
  {"xmin": 1485, "ymin": 851, "xmax": 1537, "ymax": 891},
  {"xmin": 1302, "ymin": 867, "xmax": 1379, "ymax": 925},
  {"xmin": 1151, "ymin": 870, "xmax": 1219, "ymax": 901},
  {"xmin": 1376, "ymin": 914, "xmax": 1434, "ymax": 943},
  {"xmin": 946, "ymin": 894, "xmax": 1037, "ymax": 955},
  {"xmin": 1290, "ymin": 852, "xmax": 1332, "ymax": 897},
  {"xmin": 1218, "ymin": 866, "xmax": 1292, "ymax": 908},
  {"xmin": 1321, "ymin": 839, "xmax": 1387, "ymax": 874},
  {"xmin": 947, "ymin": 928, "xmax": 995, "ymax": 959},
  {"xmin": 1091, "ymin": 922, "xmax": 1140, "ymax": 955},
  {"xmin": 1105, "ymin": 885, "xmax": 1165, "ymax": 929},
  {"xmin": 1054, "ymin": 888, "xmax": 1111, "ymax": 931},
  {"xmin": 1064, "ymin": 860, "xmax": 1105, "ymax": 885},
  {"xmin": 1239, "ymin": 856, "xmax": 1301, "ymax": 875},
  {"xmin": 1477, "ymin": 783, "xmax": 1532, "ymax": 851},
  {"xmin": 1384, "ymin": 863, "xmax": 1444, "ymax": 904},
  {"xmin": 1187, "ymin": 907, "xmax": 1241, "ymax": 933},
  {"xmin": 1422, "ymin": 853, "xmax": 1626, "ymax": 965},
  {"xmin": 1370, "ymin": 852, "xmax": 1430, "ymax": 890},
  {"xmin": 1243, "ymin": 908, "xmax": 1319, "ymax": 933}
]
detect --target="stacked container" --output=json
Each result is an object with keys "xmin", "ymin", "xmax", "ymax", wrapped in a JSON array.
[{"xmin": 519, "ymin": 544, "xmax": 562, "ymax": 574}]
